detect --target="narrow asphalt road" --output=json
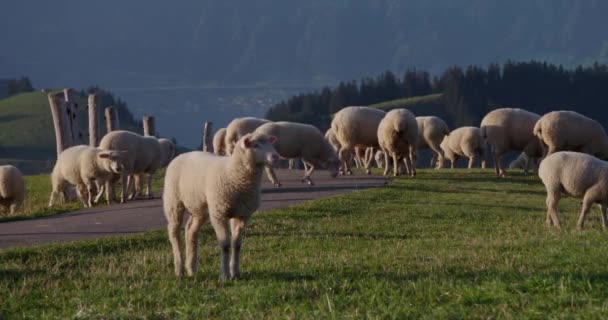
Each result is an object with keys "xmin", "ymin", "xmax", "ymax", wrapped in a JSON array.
[{"xmin": 0, "ymin": 169, "xmax": 388, "ymax": 250}]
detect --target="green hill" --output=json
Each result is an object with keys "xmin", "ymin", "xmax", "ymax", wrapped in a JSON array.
[
  {"xmin": 0, "ymin": 91, "xmax": 141, "ymax": 168},
  {"xmin": 369, "ymin": 93, "xmax": 444, "ymax": 111}
]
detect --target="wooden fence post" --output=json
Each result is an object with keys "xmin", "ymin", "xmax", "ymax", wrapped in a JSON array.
[
  {"xmin": 143, "ymin": 116, "xmax": 156, "ymax": 137},
  {"xmin": 104, "ymin": 106, "xmax": 119, "ymax": 133},
  {"xmin": 88, "ymin": 93, "xmax": 98, "ymax": 146},
  {"xmin": 202, "ymin": 121, "xmax": 213, "ymax": 152},
  {"xmin": 48, "ymin": 93, "xmax": 69, "ymax": 157}
]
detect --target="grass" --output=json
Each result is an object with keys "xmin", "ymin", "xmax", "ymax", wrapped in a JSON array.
[
  {"xmin": 369, "ymin": 93, "xmax": 444, "ymax": 111},
  {"xmin": 2, "ymin": 169, "xmax": 608, "ymax": 318},
  {"xmin": 0, "ymin": 169, "xmax": 166, "ymax": 223}
]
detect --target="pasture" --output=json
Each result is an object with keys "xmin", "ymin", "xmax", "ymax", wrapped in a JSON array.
[{"xmin": 2, "ymin": 169, "xmax": 608, "ymax": 318}]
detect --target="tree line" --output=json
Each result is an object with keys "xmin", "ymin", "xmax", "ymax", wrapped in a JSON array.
[{"xmin": 266, "ymin": 61, "xmax": 608, "ymax": 130}]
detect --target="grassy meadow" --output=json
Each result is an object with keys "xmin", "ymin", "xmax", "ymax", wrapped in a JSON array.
[{"xmin": 2, "ymin": 169, "xmax": 608, "ymax": 318}]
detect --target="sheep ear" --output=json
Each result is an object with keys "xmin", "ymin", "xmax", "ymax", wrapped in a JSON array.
[
  {"xmin": 242, "ymin": 137, "xmax": 253, "ymax": 149},
  {"xmin": 98, "ymin": 152, "xmax": 110, "ymax": 159},
  {"xmin": 268, "ymin": 136, "xmax": 278, "ymax": 144}
]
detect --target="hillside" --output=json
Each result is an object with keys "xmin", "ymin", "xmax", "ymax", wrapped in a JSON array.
[
  {"xmin": 1, "ymin": 1, "xmax": 608, "ymax": 88},
  {"xmin": 0, "ymin": 91, "xmax": 141, "ymax": 166}
]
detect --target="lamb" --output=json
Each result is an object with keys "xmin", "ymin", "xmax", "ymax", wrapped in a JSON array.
[
  {"xmin": 0, "ymin": 165, "xmax": 25, "ymax": 215},
  {"xmin": 440, "ymin": 126, "xmax": 486, "ymax": 169},
  {"xmin": 377, "ymin": 109, "xmax": 418, "ymax": 176},
  {"xmin": 213, "ymin": 128, "xmax": 227, "ymax": 156},
  {"xmin": 538, "ymin": 151, "xmax": 608, "ymax": 230},
  {"xmin": 254, "ymin": 122, "xmax": 340, "ymax": 186},
  {"xmin": 99, "ymin": 130, "xmax": 162, "ymax": 203},
  {"xmin": 533, "ymin": 111, "xmax": 608, "ymax": 159},
  {"xmin": 163, "ymin": 132, "xmax": 280, "ymax": 279},
  {"xmin": 49, "ymin": 145, "xmax": 125, "ymax": 208},
  {"xmin": 331, "ymin": 106, "xmax": 386, "ymax": 175},
  {"xmin": 480, "ymin": 108, "xmax": 542, "ymax": 177},
  {"xmin": 416, "ymin": 116, "xmax": 449, "ymax": 168},
  {"xmin": 224, "ymin": 117, "xmax": 271, "ymax": 155},
  {"xmin": 133, "ymin": 137, "xmax": 176, "ymax": 198}
]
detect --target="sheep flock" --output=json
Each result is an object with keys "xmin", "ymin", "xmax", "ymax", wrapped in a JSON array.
[{"xmin": 4, "ymin": 101, "xmax": 608, "ymax": 281}]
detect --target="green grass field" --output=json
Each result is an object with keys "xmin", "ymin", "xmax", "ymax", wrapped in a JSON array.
[
  {"xmin": 369, "ymin": 93, "xmax": 444, "ymax": 111},
  {"xmin": 2, "ymin": 169, "xmax": 608, "ymax": 318}
]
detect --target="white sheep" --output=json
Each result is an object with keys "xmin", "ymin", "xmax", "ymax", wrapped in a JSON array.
[
  {"xmin": 480, "ymin": 108, "xmax": 542, "ymax": 177},
  {"xmin": 134, "ymin": 137, "xmax": 176, "ymax": 198},
  {"xmin": 99, "ymin": 130, "xmax": 162, "ymax": 203},
  {"xmin": 508, "ymin": 152, "xmax": 540, "ymax": 172},
  {"xmin": 224, "ymin": 117, "xmax": 271, "ymax": 155},
  {"xmin": 254, "ymin": 122, "xmax": 339, "ymax": 186},
  {"xmin": 377, "ymin": 109, "xmax": 418, "ymax": 176},
  {"xmin": 163, "ymin": 132, "xmax": 280, "ymax": 279},
  {"xmin": 0, "ymin": 165, "xmax": 25, "ymax": 215},
  {"xmin": 331, "ymin": 106, "xmax": 386, "ymax": 175},
  {"xmin": 533, "ymin": 110, "xmax": 608, "ymax": 159},
  {"xmin": 213, "ymin": 128, "xmax": 227, "ymax": 156},
  {"xmin": 49, "ymin": 145, "xmax": 125, "ymax": 208},
  {"xmin": 440, "ymin": 126, "xmax": 486, "ymax": 169},
  {"xmin": 538, "ymin": 151, "xmax": 608, "ymax": 230},
  {"xmin": 416, "ymin": 116, "xmax": 449, "ymax": 168}
]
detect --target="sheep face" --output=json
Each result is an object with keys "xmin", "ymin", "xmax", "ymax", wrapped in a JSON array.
[
  {"xmin": 239, "ymin": 134, "xmax": 280, "ymax": 167},
  {"xmin": 98, "ymin": 151, "xmax": 126, "ymax": 174}
]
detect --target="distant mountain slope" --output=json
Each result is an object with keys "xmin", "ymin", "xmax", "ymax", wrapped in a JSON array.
[{"xmin": 1, "ymin": 1, "xmax": 607, "ymax": 88}]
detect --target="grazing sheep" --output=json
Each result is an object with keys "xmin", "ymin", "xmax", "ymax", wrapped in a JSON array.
[
  {"xmin": 533, "ymin": 111, "xmax": 608, "ymax": 159},
  {"xmin": 508, "ymin": 152, "xmax": 540, "ymax": 172},
  {"xmin": 331, "ymin": 106, "xmax": 386, "ymax": 175},
  {"xmin": 480, "ymin": 108, "xmax": 542, "ymax": 177},
  {"xmin": 254, "ymin": 122, "xmax": 340, "ymax": 186},
  {"xmin": 440, "ymin": 127, "xmax": 486, "ymax": 169},
  {"xmin": 377, "ymin": 109, "xmax": 418, "ymax": 176},
  {"xmin": 213, "ymin": 128, "xmax": 227, "ymax": 156},
  {"xmin": 224, "ymin": 117, "xmax": 271, "ymax": 155},
  {"xmin": 0, "ymin": 165, "xmax": 25, "ymax": 215},
  {"xmin": 99, "ymin": 130, "xmax": 162, "ymax": 203},
  {"xmin": 538, "ymin": 151, "xmax": 608, "ymax": 230},
  {"xmin": 416, "ymin": 116, "xmax": 449, "ymax": 168},
  {"xmin": 163, "ymin": 133, "xmax": 280, "ymax": 279},
  {"xmin": 49, "ymin": 145, "xmax": 125, "ymax": 208}
]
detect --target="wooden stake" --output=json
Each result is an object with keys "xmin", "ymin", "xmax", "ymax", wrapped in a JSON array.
[
  {"xmin": 143, "ymin": 116, "xmax": 156, "ymax": 137},
  {"xmin": 48, "ymin": 93, "xmax": 70, "ymax": 156},
  {"xmin": 88, "ymin": 93, "xmax": 98, "ymax": 146},
  {"xmin": 104, "ymin": 106, "xmax": 119, "ymax": 133},
  {"xmin": 202, "ymin": 121, "xmax": 213, "ymax": 152}
]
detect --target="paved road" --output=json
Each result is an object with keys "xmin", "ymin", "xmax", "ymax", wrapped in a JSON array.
[{"xmin": 0, "ymin": 169, "xmax": 388, "ymax": 249}]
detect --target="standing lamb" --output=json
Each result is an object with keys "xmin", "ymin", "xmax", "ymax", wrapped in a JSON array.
[
  {"xmin": 213, "ymin": 128, "xmax": 227, "ymax": 156},
  {"xmin": 377, "ymin": 109, "xmax": 418, "ymax": 176},
  {"xmin": 331, "ymin": 106, "xmax": 386, "ymax": 175},
  {"xmin": 416, "ymin": 116, "xmax": 449, "ymax": 168},
  {"xmin": 254, "ymin": 122, "xmax": 340, "ymax": 186},
  {"xmin": 99, "ymin": 130, "xmax": 162, "ymax": 203},
  {"xmin": 480, "ymin": 108, "xmax": 542, "ymax": 177},
  {"xmin": 49, "ymin": 145, "xmax": 125, "ymax": 208},
  {"xmin": 224, "ymin": 117, "xmax": 271, "ymax": 155},
  {"xmin": 134, "ymin": 137, "xmax": 176, "ymax": 198},
  {"xmin": 440, "ymin": 127, "xmax": 486, "ymax": 169},
  {"xmin": 0, "ymin": 165, "xmax": 25, "ymax": 215},
  {"xmin": 539, "ymin": 151, "xmax": 608, "ymax": 230},
  {"xmin": 163, "ymin": 133, "xmax": 280, "ymax": 279},
  {"xmin": 533, "ymin": 111, "xmax": 608, "ymax": 159}
]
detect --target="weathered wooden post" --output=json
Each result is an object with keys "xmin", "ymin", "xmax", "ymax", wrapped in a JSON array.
[
  {"xmin": 63, "ymin": 88, "xmax": 78, "ymax": 143},
  {"xmin": 88, "ymin": 93, "xmax": 98, "ymax": 146},
  {"xmin": 202, "ymin": 121, "xmax": 213, "ymax": 152},
  {"xmin": 48, "ymin": 92, "xmax": 68, "ymax": 157},
  {"xmin": 143, "ymin": 115, "xmax": 156, "ymax": 137},
  {"xmin": 104, "ymin": 106, "xmax": 119, "ymax": 133}
]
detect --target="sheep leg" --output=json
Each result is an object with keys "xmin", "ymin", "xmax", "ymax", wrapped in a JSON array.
[
  {"xmin": 229, "ymin": 217, "xmax": 248, "ymax": 280},
  {"xmin": 48, "ymin": 190, "xmax": 58, "ymax": 207},
  {"xmin": 264, "ymin": 166, "xmax": 281, "ymax": 187},
  {"xmin": 185, "ymin": 215, "xmax": 206, "ymax": 277},
  {"xmin": 94, "ymin": 182, "xmax": 105, "ymax": 204},
  {"xmin": 382, "ymin": 150, "xmax": 390, "ymax": 176},
  {"xmin": 9, "ymin": 203, "xmax": 17, "ymax": 215},
  {"xmin": 210, "ymin": 216, "xmax": 231, "ymax": 281},
  {"xmin": 75, "ymin": 184, "xmax": 88, "ymax": 207},
  {"xmin": 600, "ymin": 204, "xmax": 608, "ymax": 230},
  {"xmin": 578, "ymin": 191, "xmax": 599, "ymax": 230},
  {"xmin": 146, "ymin": 173, "xmax": 153, "ymax": 199},
  {"xmin": 364, "ymin": 148, "xmax": 375, "ymax": 175},
  {"xmin": 86, "ymin": 182, "xmax": 96, "ymax": 208},
  {"xmin": 409, "ymin": 145, "xmax": 417, "ymax": 177},
  {"xmin": 166, "ymin": 203, "xmax": 185, "ymax": 277},
  {"xmin": 492, "ymin": 149, "xmax": 500, "ymax": 176},
  {"xmin": 468, "ymin": 156, "xmax": 475, "ymax": 169},
  {"xmin": 301, "ymin": 161, "xmax": 315, "ymax": 185},
  {"xmin": 120, "ymin": 173, "xmax": 129, "ymax": 204},
  {"xmin": 392, "ymin": 153, "xmax": 399, "ymax": 176},
  {"xmin": 339, "ymin": 148, "xmax": 353, "ymax": 175},
  {"xmin": 545, "ymin": 191, "xmax": 561, "ymax": 228}
]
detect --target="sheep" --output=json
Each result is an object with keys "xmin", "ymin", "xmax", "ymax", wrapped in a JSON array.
[
  {"xmin": 538, "ymin": 151, "xmax": 608, "ymax": 230},
  {"xmin": 0, "ymin": 165, "xmax": 25, "ymax": 215},
  {"xmin": 533, "ymin": 111, "xmax": 608, "ymax": 160},
  {"xmin": 331, "ymin": 106, "xmax": 386, "ymax": 175},
  {"xmin": 416, "ymin": 116, "xmax": 449, "ymax": 168},
  {"xmin": 224, "ymin": 117, "xmax": 271, "ymax": 155},
  {"xmin": 98, "ymin": 130, "xmax": 162, "ymax": 203},
  {"xmin": 508, "ymin": 152, "xmax": 540, "ymax": 172},
  {"xmin": 49, "ymin": 145, "xmax": 125, "ymax": 208},
  {"xmin": 133, "ymin": 137, "xmax": 176, "ymax": 198},
  {"xmin": 254, "ymin": 122, "xmax": 340, "ymax": 186},
  {"xmin": 377, "ymin": 109, "xmax": 418, "ymax": 176},
  {"xmin": 213, "ymin": 128, "xmax": 227, "ymax": 156},
  {"xmin": 440, "ymin": 126, "xmax": 486, "ymax": 169},
  {"xmin": 163, "ymin": 132, "xmax": 280, "ymax": 279},
  {"xmin": 480, "ymin": 108, "xmax": 542, "ymax": 177}
]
